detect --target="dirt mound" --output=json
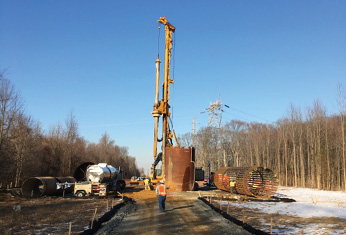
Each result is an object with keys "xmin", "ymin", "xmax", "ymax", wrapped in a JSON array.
[{"xmin": 121, "ymin": 185, "xmax": 156, "ymax": 200}]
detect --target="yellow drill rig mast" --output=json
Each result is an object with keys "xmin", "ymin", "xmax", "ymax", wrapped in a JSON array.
[{"xmin": 151, "ymin": 16, "xmax": 179, "ymax": 181}]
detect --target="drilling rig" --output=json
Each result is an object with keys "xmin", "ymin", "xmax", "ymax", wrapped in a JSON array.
[
  {"xmin": 150, "ymin": 17, "xmax": 195, "ymax": 191},
  {"xmin": 151, "ymin": 16, "xmax": 178, "ymax": 181}
]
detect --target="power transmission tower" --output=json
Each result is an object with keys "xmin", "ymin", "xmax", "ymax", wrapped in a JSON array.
[
  {"xmin": 206, "ymin": 95, "xmax": 223, "ymax": 128},
  {"xmin": 192, "ymin": 117, "xmax": 197, "ymax": 135}
]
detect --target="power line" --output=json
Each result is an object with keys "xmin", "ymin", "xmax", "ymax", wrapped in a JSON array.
[
  {"xmin": 200, "ymin": 95, "xmax": 272, "ymax": 124},
  {"xmin": 225, "ymin": 107, "xmax": 271, "ymax": 122},
  {"xmin": 222, "ymin": 110, "xmax": 252, "ymax": 122}
]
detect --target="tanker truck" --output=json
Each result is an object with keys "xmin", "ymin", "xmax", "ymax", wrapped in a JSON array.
[{"xmin": 74, "ymin": 163, "xmax": 125, "ymax": 197}]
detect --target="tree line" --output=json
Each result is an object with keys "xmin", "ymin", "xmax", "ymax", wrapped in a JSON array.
[
  {"xmin": 179, "ymin": 85, "xmax": 346, "ymax": 192},
  {"xmin": 0, "ymin": 71, "xmax": 142, "ymax": 187}
]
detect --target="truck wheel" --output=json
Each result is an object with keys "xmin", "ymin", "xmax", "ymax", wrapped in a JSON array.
[
  {"xmin": 116, "ymin": 181, "xmax": 121, "ymax": 191},
  {"xmin": 120, "ymin": 180, "xmax": 126, "ymax": 189},
  {"xmin": 76, "ymin": 191, "xmax": 86, "ymax": 198}
]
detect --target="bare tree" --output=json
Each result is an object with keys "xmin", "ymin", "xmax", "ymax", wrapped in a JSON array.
[
  {"xmin": 178, "ymin": 132, "xmax": 193, "ymax": 148},
  {"xmin": 11, "ymin": 114, "xmax": 42, "ymax": 186},
  {"xmin": 194, "ymin": 127, "xmax": 215, "ymax": 174},
  {"xmin": 337, "ymin": 84, "xmax": 346, "ymax": 192},
  {"xmin": 223, "ymin": 120, "xmax": 246, "ymax": 167},
  {"xmin": 287, "ymin": 104, "xmax": 300, "ymax": 187},
  {"xmin": 98, "ymin": 132, "xmax": 115, "ymax": 164},
  {"xmin": 45, "ymin": 123, "xmax": 65, "ymax": 175},
  {"xmin": 0, "ymin": 74, "xmax": 23, "ymax": 153},
  {"xmin": 0, "ymin": 72, "xmax": 25, "ymax": 184},
  {"xmin": 63, "ymin": 112, "xmax": 79, "ymax": 174}
]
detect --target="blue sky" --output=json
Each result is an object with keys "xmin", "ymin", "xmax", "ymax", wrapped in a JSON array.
[{"xmin": 1, "ymin": 1, "xmax": 345, "ymax": 173}]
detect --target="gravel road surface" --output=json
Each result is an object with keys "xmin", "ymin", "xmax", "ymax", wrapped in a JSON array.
[{"xmin": 97, "ymin": 191, "xmax": 251, "ymax": 235}]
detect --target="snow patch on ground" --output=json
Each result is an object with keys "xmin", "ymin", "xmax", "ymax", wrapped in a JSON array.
[
  {"xmin": 275, "ymin": 187, "xmax": 346, "ymax": 219},
  {"xmin": 224, "ymin": 187, "xmax": 346, "ymax": 219},
  {"xmin": 220, "ymin": 186, "xmax": 346, "ymax": 234}
]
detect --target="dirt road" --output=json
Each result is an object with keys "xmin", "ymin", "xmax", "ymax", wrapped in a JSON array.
[{"xmin": 97, "ymin": 191, "xmax": 251, "ymax": 235}]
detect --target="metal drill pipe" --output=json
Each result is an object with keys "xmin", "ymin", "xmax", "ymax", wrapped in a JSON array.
[
  {"xmin": 153, "ymin": 58, "xmax": 161, "ymax": 160},
  {"xmin": 154, "ymin": 58, "xmax": 161, "ymax": 105}
]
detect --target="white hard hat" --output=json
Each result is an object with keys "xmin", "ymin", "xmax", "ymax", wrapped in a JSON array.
[{"xmin": 160, "ymin": 180, "xmax": 164, "ymax": 184}]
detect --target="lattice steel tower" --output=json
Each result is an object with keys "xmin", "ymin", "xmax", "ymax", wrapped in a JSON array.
[
  {"xmin": 206, "ymin": 95, "xmax": 223, "ymax": 128},
  {"xmin": 192, "ymin": 117, "xmax": 197, "ymax": 135}
]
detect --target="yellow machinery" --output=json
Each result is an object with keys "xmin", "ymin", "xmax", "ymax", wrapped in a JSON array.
[{"xmin": 151, "ymin": 17, "xmax": 179, "ymax": 181}]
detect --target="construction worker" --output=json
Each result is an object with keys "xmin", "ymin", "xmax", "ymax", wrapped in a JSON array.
[
  {"xmin": 155, "ymin": 180, "xmax": 169, "ymax": 212},
  {"xmin": 264, "ymin": 180, "xmax": 273, "ymax": 191},
  {"xmin": 144, "ymin": 177, "xmax": 150, "ymax": 190},
  {"xmin": 229, "ymin": 178, "xmax": 236, "ymax": 194},
  {"xmin": 253, "ymin": 179, "xmax": 263, "ymax": 190}
]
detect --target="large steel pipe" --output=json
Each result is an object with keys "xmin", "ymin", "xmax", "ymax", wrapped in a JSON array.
[
  {"xmin": 214, "ymin": 166, "xmax": 279, "ymax": 199},
  {"xmin": 74, "ymin": 162, "xmax": 94, "ymax": 181},
  {"xmin": 22, "ymin": 176, "xmax": 77, "ymax": 197},
  {"xmin": 165, "ymin": 146, "xmax": 195, "ymax": 191},
  {"xmin": 55, "ymin": 176, "xmax": 76, "ymax": 194},
  {"xmin": 22, "ymin": 177, "xmax": 59, "ymax": 197}
]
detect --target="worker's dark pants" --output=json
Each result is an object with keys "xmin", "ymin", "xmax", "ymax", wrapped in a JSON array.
[
  {"xmin": 158, "ymin": 195, "xmax": 166, "ymax": 211},
  {"xmin": 230, "ymin": 186, "xmax": 234, "ymax": 194}
]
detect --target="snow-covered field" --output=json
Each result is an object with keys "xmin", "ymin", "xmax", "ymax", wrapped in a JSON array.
[
  {"xmin": 221, "ymin": 187, "xmax": 346, "ymax": 234},
  {"xmin": 274, "ymin": 187, "xmax": 346, "ymax": 219}
]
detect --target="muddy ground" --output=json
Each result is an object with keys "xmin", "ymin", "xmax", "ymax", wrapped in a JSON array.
[
  {"xmin": 96, "ymin": 194, "xmax": 250, "ymax": 235},
  {"xmin": 0, "ymin": 183, "xmax": 157, "ymax": 235},
  {"xmin": 1, "ymin": 185, "xmax": 345, "ymax": 234},
  {"xmin": 0, "ymin": 189, "xmax": 123, "ymax": 234}
]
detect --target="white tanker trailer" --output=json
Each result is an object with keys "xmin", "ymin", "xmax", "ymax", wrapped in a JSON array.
[{"xmin": 74, "ymin": 163, "xmax": 125, "ymax": 197}]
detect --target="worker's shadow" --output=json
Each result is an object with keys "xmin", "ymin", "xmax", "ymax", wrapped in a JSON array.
[{"xmin": 166, "ymin": 205, "xmax": 194, "ymax": 211}]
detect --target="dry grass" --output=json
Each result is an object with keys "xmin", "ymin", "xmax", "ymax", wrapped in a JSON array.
[{"xmin": 0, "ymin": 190, "xmax": 122, "ymax": 234}]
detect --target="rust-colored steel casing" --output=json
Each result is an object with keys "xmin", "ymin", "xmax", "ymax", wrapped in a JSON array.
[
  {"xmin": 22, "ymin": 176, "xmax": 77, "ymax": 197},
  {"xmin": 55, "ymin": 176, "xmax": 77, "ymax": 194},
  {"xmin": 74, "ymin": 162, "xmax": 94, "ymax": 181},
  {"xmin": 22, "ymin": 177, "xmax": 59, "ymax": 197},
  {"xmin": 214, "ymin": 166, "xmax": 279, "ymax": 199},
  {"xmin": 165, "ymin": 146, "xmax": 195, "ymax": 192}
]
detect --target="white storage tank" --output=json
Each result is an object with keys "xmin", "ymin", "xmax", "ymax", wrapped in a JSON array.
[{"xmin": 86, "ymin": 163, "xmax": 119, "ymax": 183}]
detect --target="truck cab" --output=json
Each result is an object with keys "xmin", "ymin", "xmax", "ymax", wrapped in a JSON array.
[{"xmin": 74, "ymin": 182, "xmax": 108, "ymax": 197}]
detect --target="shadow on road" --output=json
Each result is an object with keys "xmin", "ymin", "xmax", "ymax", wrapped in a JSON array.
[
  {"xmin": 121, "ymin": 186, "xmax": 145, "ymax": 193},
  {"xmin": 170, "ymin": 205, "xmax": 194, "ymax": 211}
]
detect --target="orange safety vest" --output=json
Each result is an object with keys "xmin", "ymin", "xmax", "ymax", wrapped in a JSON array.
[{"xmin": 157, "ymin": 185, "xmax": 167, "ymax": 196}]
